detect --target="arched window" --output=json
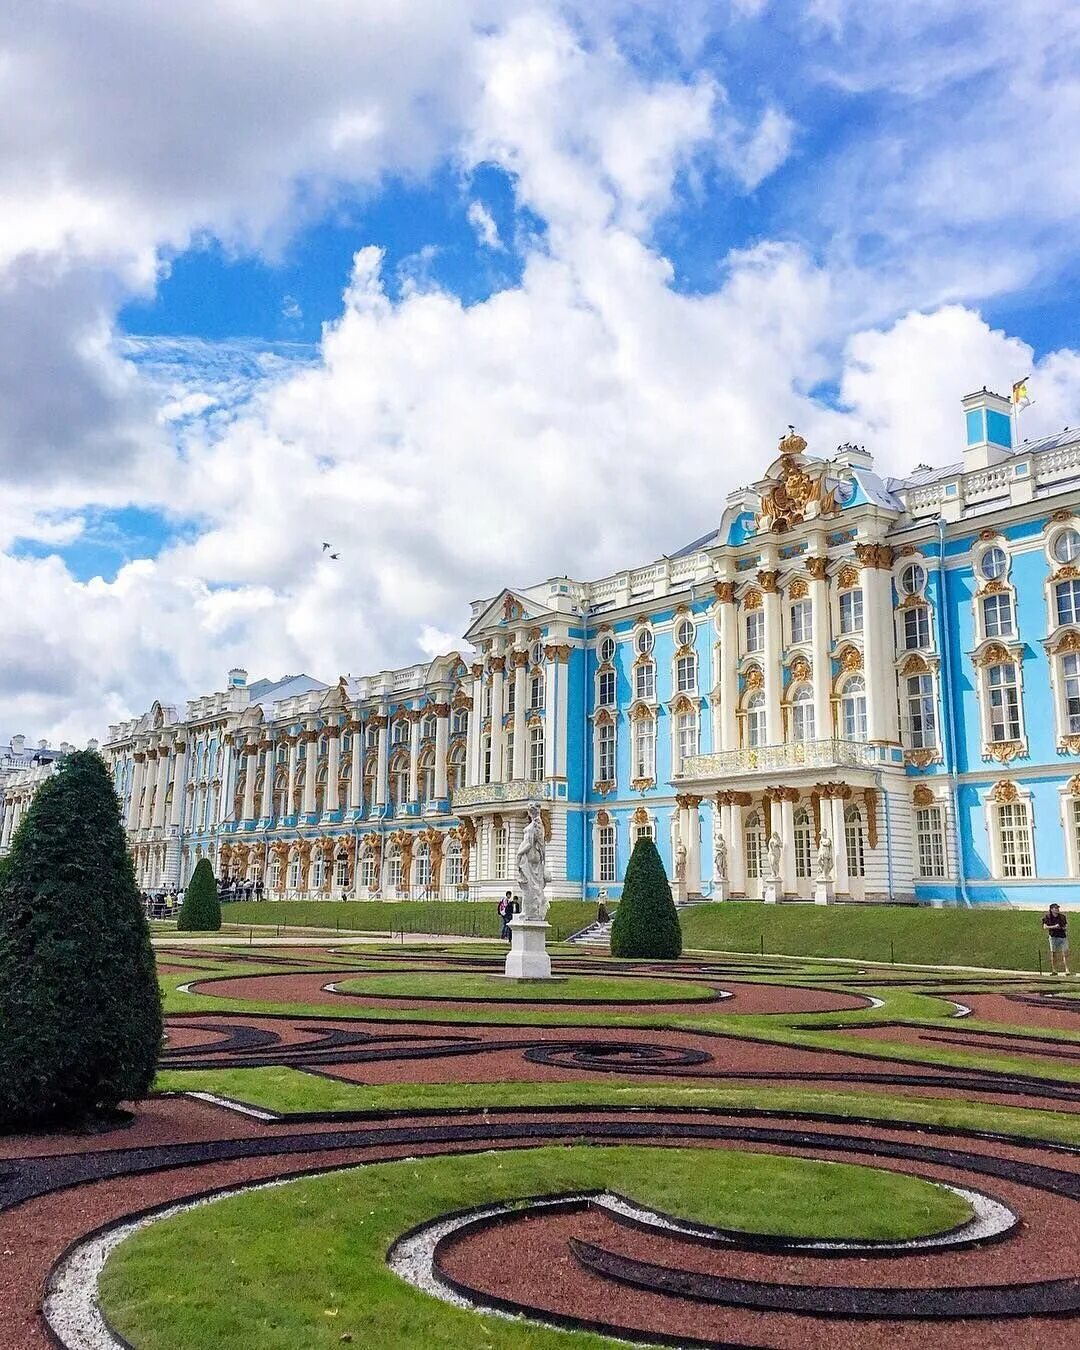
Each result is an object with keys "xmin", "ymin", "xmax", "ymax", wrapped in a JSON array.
[
  {"xmin": 292, "ymin": 765, "xmax": 304, "ymax": 814},
  {"xmin": 448, "ymin": 742, "xmax": 467, "ymax": 794},
  {"xmin": 418, "ymin": 746, "xmax": 436, "ymax": 803},
  {"xmin": 845, "ymin": 806, "xmax": 866, "ymax": 878},
  {"xmin": 363, "ymin": 756, "xmax": 377, "ymax": 811},
  {"xmin": 269, "ymin": 858, "xmax": 283, "ymax": 891},
  {"xmin": 791, "ymin": 684, "xmax": 815, "ymax": 742},
  {"xmin": 422, "ymin": 713, "xmax": 437, "ymax": 740},
  {"xmin": 1053, "ymin": 527, "xmax": 1080, "ymax": 564},
  {"xmin": 392, "ymin": 719, "xmax": 408, "ymax": 745},
  {"xmin": 366, "ymin": 724, "xmax": 379, "ymax": 749},
  {"xmin": 444, "ymin": 841, "xmax": 463, "ymax": 887},
  {"xmin": 311, "ymin": 850, "xmax": 326, "ymax": 891},
  {"xmin": 841, "ymin": 676, "xmax": 867, "ymax": 741},
  {"xmin": 481, "ymin": 734, "xmax": 493, "ymax": 784},
  {"xmin": 744, "ymin": 811, "xmax": 764, "ymax": 879},
  {"xmin": 334, "ymin": 852, "xmax": 349, "ymax": 890},
  {"xmin": 389, "ymin": 751, "xmax": 409, "ymax": 810},
  {"xmin": 745, "ymin": 692, "xmax": 767, "ymax": 748},
  {"xmin": 385, "ymin": 843, "xmax": 403, "ymax": 892},
  {"xmin": 361, "ymin": 848, "xmax": 379, "ymax": 892},
  {"xmin": 530, "ymin": 669, "xmax": 545, "ymax": 709},
  {"xmin": 528, "ymin": 724, "xmax": 545, "ymax": 781},
  {"xmin": 287, "ymin": 853, "xmax": 301, "ymax": 890},
  {"xmin": 415, "ymin": 841, "xmax": 431, "ymax": 890},
  {"xmin": 315, "ymin": 765, "xmax": 328, "ymax": 815},
  {"xmin": 452, "ymin": 708, "xmax": 468, "ymax": 735},
  {"xmin": 794, "ymin": 807, "xmax": 812, "ymax": 878}
]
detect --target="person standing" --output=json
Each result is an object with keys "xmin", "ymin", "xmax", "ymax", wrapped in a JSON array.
[
  {"xmin": 1043, "ymin": 903, "xmax": 1070, "ymax": 976},
  {"xmin": 499, "ymin": 890, "xmax": 513, "ymax": 941}
]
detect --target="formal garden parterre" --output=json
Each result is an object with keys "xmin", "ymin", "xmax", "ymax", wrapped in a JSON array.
[{"xmin": 1, "ymin": 927, "xmax": 1079, "ymax": 1350}]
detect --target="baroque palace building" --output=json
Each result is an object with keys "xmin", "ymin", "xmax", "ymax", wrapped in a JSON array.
[{"xmin": 5, "ymin": 388, "xmax": 1080, "ymax": 906}]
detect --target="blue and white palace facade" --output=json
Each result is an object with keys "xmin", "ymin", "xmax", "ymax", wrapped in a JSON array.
[{"xmin": 7, "ymin": 387, "xmax": 1080, "ymax": 907}]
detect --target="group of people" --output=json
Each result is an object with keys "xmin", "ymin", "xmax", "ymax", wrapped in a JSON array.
[
  {"xmin": 497, "ymin": 890, "xmax": 521, "ymax": 940},
  {"xmin": 140, "ymin": 887, "xmax": 182, "ymax": 917},
  {"xmin": 219, "ymin": 877, "xmax": 264, "ymax": 902}
]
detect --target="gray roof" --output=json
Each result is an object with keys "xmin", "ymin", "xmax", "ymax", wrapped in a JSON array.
[{"xmin": 247, "ymin": 673, "xmax": 328, "ymax": 707}]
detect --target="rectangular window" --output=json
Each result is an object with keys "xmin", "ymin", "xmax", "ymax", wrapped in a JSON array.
[
  {"xmin": 635, "ymin": 662, "xmax": 655, "ymax": 701},
  {"xmin": 1072, "ymin": 800, "xmax": 1080, "ymax": 877},
  {"xmin": 494, "ymin": 827, "xmax": 509, "ymax": 880},
  {"xmin": 904, "ymin": 605, "xmax": 930, "ymax": 650},
  {"xmin": 506, "ymin": 679, "xmax": 516, "ymax": 713},
  {"xmin": 596, "ymin": 721, "xmax": 616, "ymax": 782},
  {"xmin": 334, "ymin": 857, "xmax": 348, "ymax": 889},
  {"xmin": 504, "ymin": 731, "xmax": 514, "ymax": 778},
  {"xmin": 598, "ymin": 825, "xmax": 616, "ymax": 883},
  {"xmin": 839, "ymin": 589, "xmax": 863, "ymax": 634},
  {"xmin": 790, "ymin": 599, "xmax": 812, "ymax": 644},
  {"xmin": 982, "ymin": 592, "xmax": 1014, "ymax": 638},
  {"xmin": 528, "ymin": 727, "xmax": 545, "ymax": 782},
  {"xmin": 676, "ymin": 654, "xmax": 697, "ymax": 692},
  {"xmin": 745, "ymin": 611, "xmax": 764, "ymax": 653},
  {"xmin": 677, "ymin": 712, "xmax": 698, "ymax": 765},
  {"xmin": 997, "ymin": 802, "xmax": 1034, "ymax": 879},
  {"xmin": 988, "ymin": 663, "xmax": 1021, "ymax": 742},
  {"xmin": 915, "ymin": 806, "xmax": 946, "ymax": 878},
  {"xmin": 482, "ymin": 736, "xmax": 492, "ymax": 784},
  {"xmin": 633, "ymin": 820, "xmax": 655, "ymax": 843},
  {"xmin": 1057, "ymin": 580, "xmax": 1080, "ymax": 627},
  {"xmin": 1065, "ymin": 654, "xmax": 1080, "ymax": 734},
  {"xmin": 906, "ymin": 674, "xmax": 937, "ymax": 749},
  {"xmin": 598, "ymin": 669, "xmax": 615, "ymax": 706},
  {"xmin": 633, "ymin": 718, "xmax": 655, "ymax": 780}
]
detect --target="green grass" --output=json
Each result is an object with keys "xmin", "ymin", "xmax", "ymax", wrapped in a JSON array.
[
  {"xmin": 154, "ymin": 1066, "xmax": 1080, "ymax": 1146},
  {"xmin": 100, "ymin": 1146, "xmax": 970, "ymax": 1350},
  {"xmin": 680, "ymin": 902, "xmax": 1057, "ymax": 971},
  {"xmin": 334, "ymin": 971, "xmax": 717, "ymax": 1003},
  {"xmin": 219, "ymin": 899, "xmax": 599, "ymax": 941}
]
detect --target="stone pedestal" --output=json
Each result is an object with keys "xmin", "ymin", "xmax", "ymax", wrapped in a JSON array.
[
  {"xmin": 674, "ymin": 879, "xmax": 688, "ymax": 905},
  {"xmin": 713, "ymin": 879, "xmax": 729, "ymax": 902},
  {"xmin": 762, "ymin": 879, "xmax": 781, "ymax": 904},
  {"xmin": 504, "ymin": 917, "xmax": 553, "ymax": 980},
  {"xmin": 814, "ymin": 879, "xmax": 835, "ymax": 906}
]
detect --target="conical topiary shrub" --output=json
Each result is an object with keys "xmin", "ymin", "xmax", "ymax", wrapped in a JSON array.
[
  {"xmin": 177, "ymin": 857, "xmax": 221, "ymax": 932},
  {"xmin": 0, "ymin": 750, "xmax": 163, "ymax": 1129},
  {"xmin": 610, "ymin": 835, "xmax": 683, "ymax": 959}
]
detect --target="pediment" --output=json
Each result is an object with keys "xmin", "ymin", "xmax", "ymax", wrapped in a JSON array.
[{"xmin": 465, "ymin": 588, "xmax": 551, "ymax": 641}]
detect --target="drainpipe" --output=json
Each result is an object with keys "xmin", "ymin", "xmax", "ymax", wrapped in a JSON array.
[
  {"xmin": 876, "ymin": 768, "xmax": 895, "ymax": 899},
  {"xmin": 580, "ymin": 601, "xmax": 590, "ymax": 902},
  {"xmin": 936, "ymin": 518, "xmax": 972, "ymax": 907}
]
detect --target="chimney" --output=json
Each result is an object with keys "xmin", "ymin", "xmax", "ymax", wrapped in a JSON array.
[
  {"xmin": 11, "ymin": 734, "xmax": 25, "ymax": 754},
  {"xmin": 962, "ymin": 387, "xmax": 1012, "ymax": 470},
  {"xmin": 228, "ymin": 667, "xmax": 248, "ymax": 689}
]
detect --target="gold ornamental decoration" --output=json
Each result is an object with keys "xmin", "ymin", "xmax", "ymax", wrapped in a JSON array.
[
  {"xmin": 985, "ymin": 741, "xmax": 1024, "ymax": 764},
  {"xmin": 974, "ymin": 642, "xmax": 1013, "ymax": 669},
  {"xmin": 631, "ymin": 806, "xmax": 650, "ymax": 825},
  {"xmin": 913, "ymin": 784, "xmax": 935, "ymax": 807},
  {"xmin": 596, "ymin": 810, "xmax": 611, "ymax": 827},
  {"xmin": 863, "ymin": 788, "xmax": 878, "ymax": 849},
  {"xmin": 1050, "ymin": 630, "xmax": 1080, "ymax": 655},
  {"xmin": 855, "ymin": 543, "xmax": 894, "ymax": 570},
  {"xmin": 990, "ymin": 779, "xmax": 1020, "ymax": 804},
  {"xmin": 1066, "ymin": 774, "xmax": 1080, "ymax": 796},
  {"xmin": 839, "ymin": 646, "xmax": 863, "ymax": 673},
  {"xmin": 838, "ymin": 564, "xmax": 860, "ymax": 589},
  {"xmin": 742, "ymin": 588, "xmax": 763, "ymax": 611},
  {"xmin": 905, "ymin": 749, "xmax": 938, "ymax": 768},
  {"xmin": 1060, "ymin": 736, "xmax": 1080, "ymax": 755},
  {"xmin": 714, "ymin": 581, "xmax": 736, "ymax": 604},
  {"xmin": 788, "ymin": 578, "xmax": 808, "ymax": 600},
  {"xmin": 806, "ymin": 556, "xmax": 828, "ymax": 580},
  {"xmin": 744, "ymin": 665, "xmax": 764, "ymax": 690},
  {"xmin": 757, "ymin": 569, "xmax": 780, "ymax": 594},
  {"xmin": 790, "ymin": 655, "xmax": 812, "ymax": 683}
]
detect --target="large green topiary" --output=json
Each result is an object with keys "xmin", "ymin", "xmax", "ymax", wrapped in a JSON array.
[
  {"xmin": 177, "ymin": 857, "xmax": 221, "ymax": 932},
  {"xmin": 0, "ymin": 750, "xmax": 163, "ymax": 1129},
  {"xmin": 610, "ymin": 835, "xmax": 683, "ymax": 960}
]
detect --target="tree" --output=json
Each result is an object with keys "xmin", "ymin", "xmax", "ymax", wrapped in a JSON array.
[
  {"xmin": 0, "ymin": 751, "xmax": 163, "ymax": 1129},
  {"xmin": 177, "ymin": 858, "xmax": 221, "ymax": 932},
  {"xmin": 610, "ymin": 835, "xmax": 683, "ymax": 960}
]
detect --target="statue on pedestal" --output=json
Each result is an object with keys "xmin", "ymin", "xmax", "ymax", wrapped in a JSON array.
[
  {"xmin": 674, "ymin": 835, "xmax": 688, "ymax": 885},
  {"xmin": 713, "ymin": 831, "xmax": 728, "ymax": 883},
  {"xmin": 816, "ymin": 831, "xmax": 834, "ymax": 882},
  {"xmin": 515, "ymin": 801, "xmax": 551, "ymax": 921},
  {"xmin": 766, "ymin": 831, "xmax": 783, "ymax": 882}
]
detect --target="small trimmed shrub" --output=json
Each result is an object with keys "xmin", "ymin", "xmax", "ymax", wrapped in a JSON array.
[
  {"xmin": 177, "ymin": 858, "xmax": 221, "ymax": 932},
  {"xmin": 610, "ymin": 836, "xmax": 682, "ymax": 960},
  {"xmin": 0, "ymin": 750, "xmax": 162, "ymax": 1129}
]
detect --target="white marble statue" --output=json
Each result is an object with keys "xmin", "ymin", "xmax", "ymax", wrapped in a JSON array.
[
  {"xmin": 515, "ymin": 801, "xmax": 551, "ymax": 921},
  {"xmin": 713, "ymin": 831, "xmax": 728, "ymax": 883},
  {"xmin": 816, "ymin": 831, "xmax": 834, "ymax": 882},
  {"xmin": 766, "ymin": 831, "xmax": 783, "ymax": 882},
  {"xmin": 674, "ymin": 835, "xmax": 688, "ymax": 884}
]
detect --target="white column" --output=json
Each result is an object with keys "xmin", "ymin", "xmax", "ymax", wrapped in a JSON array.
[
  {"xmin": 375, "ymin": 717, "xmax": 389, "ymax": 808},
  {"xmin": 861, "ymin": 549, "xmax": 899, "ymax": 743},
  {"xmin": 490, "ymin": 659, "xmax": 506, "ymax": 781},
  {"xmin": 170, "ymin": 745, "xmax": 187, "ymax": 828},
  {"xmin": 152, "ymin": 749, "xmax": 170, "ymax": 829},
  {"xmin": 779, "ymin": 793, "xmax": 796, "ymax": 895},
  {"xmin": 219, "ymin": 738, "xmax": 235, "ymax": 823},
  {"xmin": 831, "ymin": 794, "xmax": 850, "ymax": 895},
  {"xmin": 554, "ymin": 648, "xmax": 570, "ymax": 779},
  {"xmin": 729, "ymin": 798, "xmax": 746, "ymax": 896},
  {"xmin": 260, "ymin": 742, "xmax": 274, "ymax": 818},
  {"xmin": 717, "ymin": 586, "xmax": 739, "ymax": 751},
  {"xmin": 434, "ymin": 705, "xmax": 450, "ymax": 801},
  {"xmin": 512, "ymin": 655, "xmax": 528, "ymax": 780},
  {"xmin": 407, "ymin": 713, "xmax": 421, "ymax": 804},
  {"xmin": 1, "ymin": 801, "xmax": 13, "ymax": 850},
  {"xmin": 762, "ymin": 574, "xmax": 783, "ymax": 744},
  {"xmin": 809, "ymin": 560, "xmax": 832, "ymax": 741},
  {"xmin": 242, "ymin": 744, "xmax": 258, "ymax": 820},
  {"xmin": 686, "ymin": 797, "xmax": 702, "ymax": 893},
  {"xmin": 348, "ymin": 724, "xmax": 363, "ymax": 812},
  {"xmin": 326, "ymin": 727, "xmax": 341, "ymax": 812},
  {"xmin": 302, "ymin": 732, "xmax": 317, "ymax": 814},
  {"xmin": 286, "ymin": 737, "xmax": 299, "ymax": 815},
  {"xmin": 467, "ymin": 665, "xmax": 484, "ymax": 786}
]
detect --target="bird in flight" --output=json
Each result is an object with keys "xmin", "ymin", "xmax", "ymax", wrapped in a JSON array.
[
  {"xmin": 329, "ymin": 552, "xmax": 340, "ymax": 560},
  {"xmin": 321, "ymin": 541, "xmax": 331, "ymax": 551}
]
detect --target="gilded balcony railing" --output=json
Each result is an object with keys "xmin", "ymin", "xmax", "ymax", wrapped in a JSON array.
[
  {"xmin": 678, "ymin": 738, "xmax": 879, "ymax": 779},
  {"xmin": 451, "ymin": 778, "xmax": 554, "ymax": 808}
]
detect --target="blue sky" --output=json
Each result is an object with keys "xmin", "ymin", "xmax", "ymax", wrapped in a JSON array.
[{"xmin": 2, "ymin": 0, "xmax": 1078, "ymax": 741}]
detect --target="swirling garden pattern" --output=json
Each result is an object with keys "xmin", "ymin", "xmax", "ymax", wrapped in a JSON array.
[{"xmin": 2, "ymin": 937, "xmax": 1079, "ymax": 1349}]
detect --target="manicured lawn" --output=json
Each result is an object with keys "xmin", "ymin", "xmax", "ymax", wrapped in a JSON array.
[
  {"xmin": 680, "ymin": 902, "xmax": 1059, "ymax": 971},
  {"xmin": 334, "ymin": 971, "xmax": 717, "ymax": 1002},
  {"xmin": 100, "ymin": 1147, "xmax": 970, "ymax": 1350},
  {"xmin": 155, "ymin": 1066, "xmax": 1080, "ymax": 1145},
  {"xmin": 220, "ymin": 899, "xmax": 599, "ymax": 941}
]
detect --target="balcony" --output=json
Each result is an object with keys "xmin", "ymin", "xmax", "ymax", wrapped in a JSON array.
[
  {"xmin": 678, "ymin": 738, "xmax": 881, "ymax": 780},
  {"xmin": 452, "ymin": 778, "xmax": 555, "ymax": 809}
]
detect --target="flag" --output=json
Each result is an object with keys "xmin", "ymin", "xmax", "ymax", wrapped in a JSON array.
[{"xmin": 1011, "ymin": 377, "xmax": 1031, "ymax": 409}]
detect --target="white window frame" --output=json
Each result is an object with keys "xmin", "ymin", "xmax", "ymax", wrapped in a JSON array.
[
  {"xmin": 840, "ymin": 675, "xmax": 867, "ymax": 742},
  {"xmin": 789, "ymin": 599, "xmax": 812, "ymax": 645},
  {"xmin": 635, "ymin": 660, "xmax": 655, "ymax": 701},
  {"xmin": 986, "ymin": 790, "xmax": 1035, "ymax": 880},
  {"xmin": 1060, "ymin": 790, "xmax": 1080, "ymax": 880},
  {"xmin": 905, "ymin": 672, "xmax": 938, "ymax": 750},
  {"xmin": 675, "ymin": 652, "xmax": 697, "ymax": 693},
  {"xmin": 595, "ymin": 718, "xmax": 616, "ymax": 785},
  {"xmin": 914, "ymin": 803, "xmax": 948, "ymax": 879},
  {"xmin": 597, "ymin": 823, "xmax": 617, "ymax": 883},
  {"xmin": 839, "ymin": 588, "xmax": 864, "ymax": 635},
  {"xmin": 744, "ymin": 692, "xmax": 767, "ymax": 748},
  {"xmin": 744, "ymin": 610, "xmax": 765, "ymax": 654},
  {"xmin": 903, "ymin": 604, "xmax": 931, "ymax": 650},
  {"xmin": 528, "ymin": 724, "xmax": 545, "ymax": 781},
  {"xmin": 790, "ymin": 684, "xmax": 815, "ymax": 743},
  {"xmin": 597, "ymin": 668, "xmax": 616, "ymax": 706},
  {"xmin": 981, "ymin": 591, "xmax": 1015, "ymax": 639},
  {"xmin": 632, "ymin": 715, "xmax": 656, "ymax": 781}
]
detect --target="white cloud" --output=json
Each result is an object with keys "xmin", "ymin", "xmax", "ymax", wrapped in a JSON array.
[{"xmin": 466, "ymin": 199, "xmax": 502, "ymax": 249}]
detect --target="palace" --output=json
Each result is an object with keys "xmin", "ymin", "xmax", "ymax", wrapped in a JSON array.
[{"xmin": 5, "ymin": 387, "xmax": 1080, "ymax": 906}]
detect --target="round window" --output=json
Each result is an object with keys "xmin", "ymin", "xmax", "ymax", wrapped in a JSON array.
[
  {"xmin": 598, "ymin": 635, "xmax": 616, "ymax": 664},
  {"xmin": 1053, "ymin": 528, "xmax": 1080, "ymax": 564},
  {"xmin": 899, "ymin": 563, "xmax": 926, "ymax": 595},
  {"xmin": 676, "ymin": 618, "xmax": 695, "ymax": 648},
  {"xmin": 980, "ymin": 546, "xmax": 1007, "ymax": 580},
  {"xmin": 636, "ymin": 627, "xmax": 654, "ymax": 656}
]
